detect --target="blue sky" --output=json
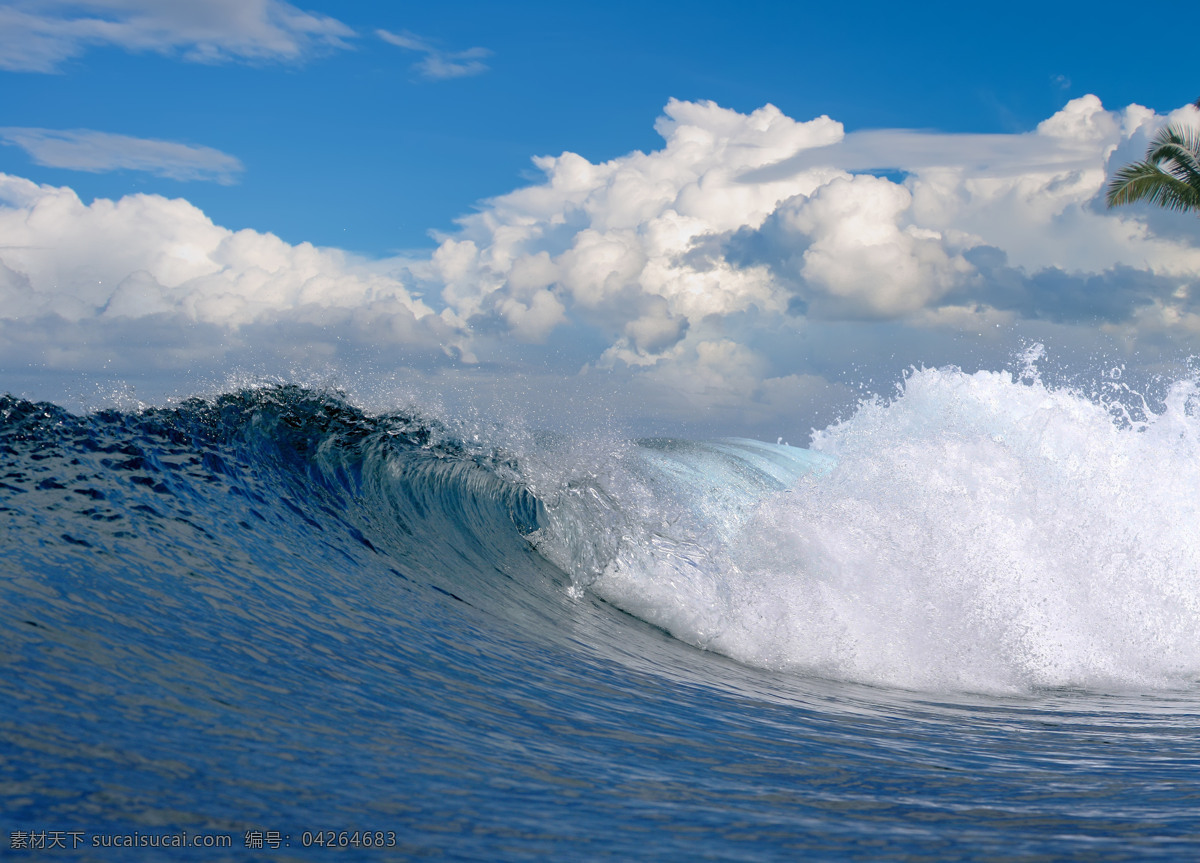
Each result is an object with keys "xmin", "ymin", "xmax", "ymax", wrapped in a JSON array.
[
  {"xmin": 3, "ymin": 0, "xmax": 1191, "ymax": 254},
  {"xmin": 2, "ymin": 0, "xmax": 1200, "ymax": 437}
]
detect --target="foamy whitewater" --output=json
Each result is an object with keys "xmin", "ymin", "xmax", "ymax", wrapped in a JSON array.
[
  {"xmin": 533, "ymin": 361, "xmax": 1200, "ymax": 694},
  {"xmin": 4, "ymin": 359, "xmax": 1200, "ymax": 859}
]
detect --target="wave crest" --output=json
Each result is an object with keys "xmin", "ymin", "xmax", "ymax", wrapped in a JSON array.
[{"xmin": 531, "ymin": 366, "xmax": 1200, "ymax": 693}]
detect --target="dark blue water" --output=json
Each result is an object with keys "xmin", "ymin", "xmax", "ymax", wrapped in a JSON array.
[{"xmin": 3, "ymin": 385, "xmax": 1200, "ymax": 860}]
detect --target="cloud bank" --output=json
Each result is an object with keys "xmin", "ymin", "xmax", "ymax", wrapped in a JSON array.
[
  {"xmin": 417, "ymin": 95, "xmax": 1200, "ymax": 419},
  {"xmin": 431, "ymin": 96, "xmax": 1200, "ymax": 335},
  {"xmin": 0, "ymin": 0, "xmax": 354, "ymax": 72},
  {"xmin": 0, "ymin": 174, "xmax": 456, "ymax": 366},
  {"xmin": 4, "ymin": 95, "xmax": 1200, "ymax": 433}
]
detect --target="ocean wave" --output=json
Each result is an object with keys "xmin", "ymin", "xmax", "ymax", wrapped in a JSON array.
[
  {"xmin": 6, "ymin": 368, "xmax": 1200, "ymax": 696},
  {"xmin": 529, "ymin": 366, "xmax": 1200, "ymax": 694}
]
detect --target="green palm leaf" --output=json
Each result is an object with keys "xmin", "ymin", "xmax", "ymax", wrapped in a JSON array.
[
  {"xmin": 1107, "ymin": 121, "xmax": 1200, "ymax": 214},
  {"xmin": 1147, "ymin": 125, "xmax": 1200, "ymax": 180}
]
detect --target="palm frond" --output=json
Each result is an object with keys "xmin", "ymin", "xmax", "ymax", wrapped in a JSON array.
[
  {"xmin": 1146, "ymin": 124, "xmax": 1200, "ymax": 186},
  {"xmin": 1149, "ymin": 123, "xmax": 1200, "ymax": 156},
  {"xmin": 1107, "ymin": 161, "xmax": 1200, "ymax": 212},
  {"xmin": 1108, "ymin": 121, "xmax": 1200, "ymax": 213}
]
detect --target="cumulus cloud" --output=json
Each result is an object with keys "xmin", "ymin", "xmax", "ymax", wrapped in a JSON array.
[
  {"xmin": 0, "ymin": 174, "xmax": 462, "ymax": 375},
  {"xmin": 399, "ymin": 93, "xmax": 1200, "ymax": 426},
  {"xmin": 752, "ymin": 174, "xmax": 975, "ymax": 318},
  {"xmin": 0, "ymin": 0, "xmax": 354, "ymax": 72},
  {"xmin": 8, "ymin": 95, "xmax": 1200, "ymax": 434},
  {"xmin": 426, "ymin": 95, "xmax": 1200, "ymax": 356},
  {"xmin": 376, "ymin": 29, "xmax": 490, "ymax": 80},
  {"xmin": 429, "ymin": 99, "xmax": 845, "ymax": 363},
  {"xmin": 0, "ymin": 128, "xmax": 244, "ymax": 183}
]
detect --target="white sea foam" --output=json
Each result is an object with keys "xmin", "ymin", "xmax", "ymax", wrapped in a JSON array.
[{"xmin": 534, "ymin": 360, "xmax": 1200, "ymax": 693}]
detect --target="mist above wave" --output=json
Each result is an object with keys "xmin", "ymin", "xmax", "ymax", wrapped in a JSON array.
[{"xmin": 531, "ymin": 360, "xmax": 1200, "ymax": 694}]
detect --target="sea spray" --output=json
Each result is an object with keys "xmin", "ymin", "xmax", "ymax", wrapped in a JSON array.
[{"xmin": 532, "ymin": 364, "xmax": 1200, "ymax": 693}]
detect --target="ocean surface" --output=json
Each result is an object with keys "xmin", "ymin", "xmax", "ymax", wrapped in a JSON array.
[{"xmin": 4, "ymin": 366, "xmax": 1200, "ymax": 860}]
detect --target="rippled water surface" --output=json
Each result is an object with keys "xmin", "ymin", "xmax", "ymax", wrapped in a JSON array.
[{"xmin": 3, "ymin": 382, "xmax": 1200, "ymax": 860}]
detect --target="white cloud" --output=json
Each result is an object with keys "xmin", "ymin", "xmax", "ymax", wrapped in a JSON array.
[
  {"xmin": 0, "ymin": 0, "xmax": 354, "ymax": 72},
  {"xmin": 376, "ymin": 29, "xmax": 490, "ymax": 80},
  {"xmin": 428, "ymin": 95, "xmax": 1200, "ymax": 350},
  {"xmin": 895, "ymin": 97, "xmax": 1200, "ymax": 276},
  {"xmin": 0, "ymin": 128, "xmax": 244, "ymax": 183},
  {"xmin": 0, "ymin": 174, "xmax": 457, "ymax": 359},
  {"xmin": 770, "ymin": 175, "xmax": 973, "ymax": 318},
  {"xmin": 399, "ymin": 94, "xmax": 1200, "ymax": 427},
  {"xmin": 432, "ymin": 99, "xmax": 844, "ymax": 357},
  {"xmin": 7, "ymin": 95, "xmax": 1200, "ymax": 436}
]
